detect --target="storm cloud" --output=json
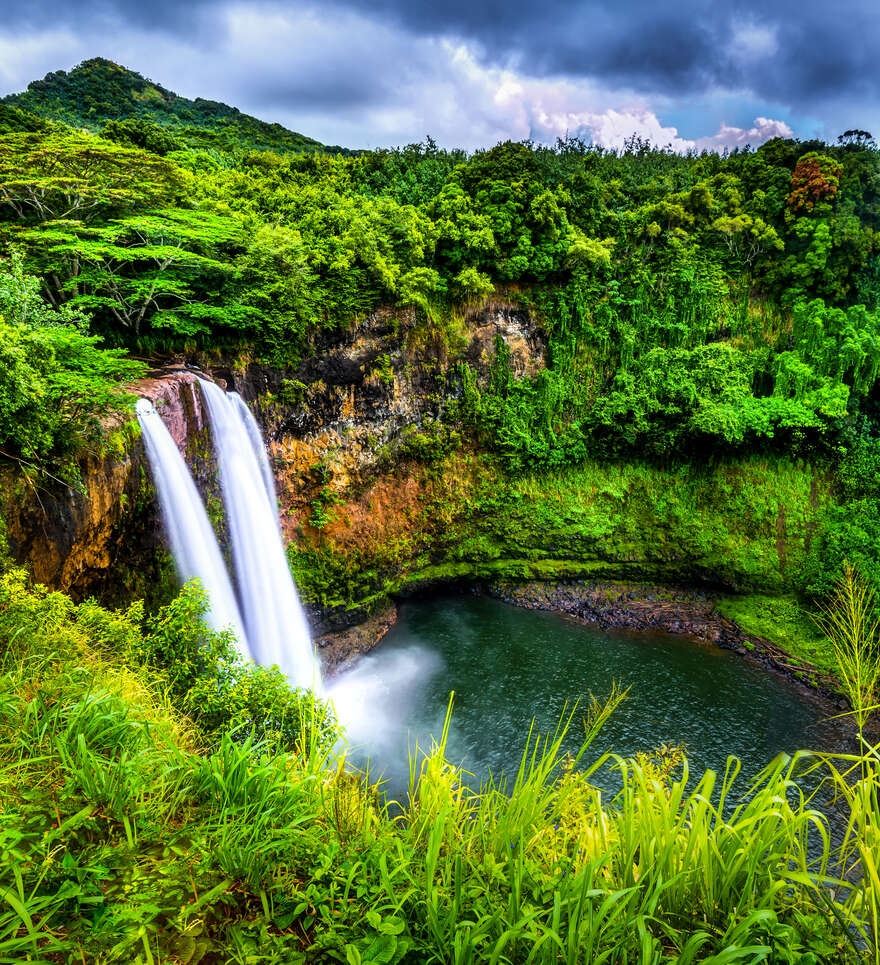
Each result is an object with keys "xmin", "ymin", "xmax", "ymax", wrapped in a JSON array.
[{"xmin": 0, "ymin": 0, "xmax": 874, "ymax": 149}]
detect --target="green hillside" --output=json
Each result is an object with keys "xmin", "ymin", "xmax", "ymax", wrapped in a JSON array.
[{"xmin": 0, "ymin": 57, "xmax": 345, "ymax": 154}]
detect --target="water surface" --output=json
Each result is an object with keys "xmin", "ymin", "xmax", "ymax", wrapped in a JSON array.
[{"xmin": 330, "ymin": 594, "xmax": 842, "ymax": 801}]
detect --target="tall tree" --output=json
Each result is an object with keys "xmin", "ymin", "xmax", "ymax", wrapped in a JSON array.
[{"xmin": 0, "ymin": 132, "xmax": 182, "ymax": 223}]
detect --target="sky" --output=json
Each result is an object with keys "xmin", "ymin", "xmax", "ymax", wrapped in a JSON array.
[{"xmin": 0, "ymin": 0, "xmax": 875, "ymax": 151}]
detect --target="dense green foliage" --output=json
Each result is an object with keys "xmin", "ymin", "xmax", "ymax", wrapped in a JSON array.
[
  {"xmin": 0, "ymin": 252, "xmax": 143, "ymax": 467},
  {"xmin": 0, "ymin": 569, "xmax": 331, "ymax": 755},
  {"xmin": 4, "ymin": 101, "xmax": 880, "ymax": 458},
  {"xmin": 0, "ymin": 103, "xmax": 53, "ymax": 135},
  {"xmin": 1, "ymin": 58, "xmax": 338, "ymax": 154},
  {"xmin": 1, "ymin": 571, "xmax": 878, "ymax": 963},
  {"xmin": 1, "ymin": 61, "xmax": 879, "ymax": 598},
  {"xmin": 3, "ymin": 73, "xmax": 879, "ymax": 592}
]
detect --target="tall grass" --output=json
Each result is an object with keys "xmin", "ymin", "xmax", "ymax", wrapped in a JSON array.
[
  {"xmin": 392, "ymin": 702, "xmax": 849, "ymax": 963},
  {"xmin": 811, "ymin": 563, "xmax": 880, "ymax": 963},
  {"xmin": 816, "ymin": 562, "xmax": 880, "ymax": 741},
  {"xmin": 816, "ymin": 746, "xmax": 880, "ymax": 965},
  {"xmin": 0, "ymin": 574, "xmax": 877, "ymax": 962}
]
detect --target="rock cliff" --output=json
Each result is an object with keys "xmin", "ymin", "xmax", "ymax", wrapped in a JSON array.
[
  {"xmin": 0, "ymin": 298, "xmax": 830, "ymax": 672},
  {"xmin": 0, "ymin": 370, "xmax": 214, "ymax": 605},
  {"xmin": 0, "ymin": 301, "xmax": 544, "ymax": 611}
]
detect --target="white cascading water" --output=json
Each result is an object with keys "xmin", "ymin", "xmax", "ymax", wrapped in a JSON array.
[
  {"xmin": 198, "ymin": 379, "xmax": 321, "ymax": 691},
  {"xmin": 135, "ymin": 398, "xmax": 253, "ymax": 663},
  {"xmin": 230, "ymin": 391, "xmax": 279, "ymax": 530}
]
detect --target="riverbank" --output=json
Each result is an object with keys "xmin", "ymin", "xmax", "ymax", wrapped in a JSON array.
[{"xmin": 483, "ymin": 580, "xmax": 846, "ymax": 706}]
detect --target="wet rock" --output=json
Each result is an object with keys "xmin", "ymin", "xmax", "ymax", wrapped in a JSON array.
[
  {"xmin": 136, "ymin": 371, "xmax": 207, "ymax": 452},
  {"xmin": 0, "ymin": 367, "xmax": 218, "ymax": 602},
  {"xmin": 465, "ymin": 303, "xmax": 547, "ymax": 378},
  {"xmin": 317, "ymin": 602, "xmax": 398, "ymax": 677}
]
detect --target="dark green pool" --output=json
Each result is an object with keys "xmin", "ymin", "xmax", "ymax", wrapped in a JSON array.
[{"xmin": 329, "ymin": 594, "xmax": 843, "ymax": 800}]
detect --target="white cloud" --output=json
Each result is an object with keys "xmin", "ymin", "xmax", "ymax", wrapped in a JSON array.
[
  {"xmin": 694, "ymin": 116, "xmax": 794, "ymax": 150},
  {"xmin": 729, "ymin": 20, "xmax": 779, "ymax": 62},
  {"xmin": 528, "ymin": 102, "xmax": 794, "ymax": 153},
  {"xmin": 0, "ymin": 4, "xmax": 800, "ymax": 153},
  {"xmin": 530, "ymin": 105, "xmax": 694, "ymax": 150}
]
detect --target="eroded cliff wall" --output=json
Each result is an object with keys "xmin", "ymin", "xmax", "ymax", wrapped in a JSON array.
[
  {"xmin": 190, "ymin": 301, "xmax": 829, "ymax": 634},
  {"xmin": 0, "ymin": 371, "xmax": 216, "ymax": 606},
  {"xmin": 0, "ymin": 299, "xmax": 832, "ymax": 645}
]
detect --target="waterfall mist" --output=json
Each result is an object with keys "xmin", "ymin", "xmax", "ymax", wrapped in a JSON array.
[
  {"xmin": 135, "ymin": 398, "xmax": 252, "ymax": 663},
  {"xmin": 327, "ymin": 645, "xmax": 443, "ymax": 781}
]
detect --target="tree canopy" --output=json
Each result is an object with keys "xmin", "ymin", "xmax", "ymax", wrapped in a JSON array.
[{"xmin": 2, "ymin": 91, "xmax": 880, "ymax": 506}]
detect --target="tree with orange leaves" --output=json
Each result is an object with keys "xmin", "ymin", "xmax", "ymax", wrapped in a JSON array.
[{"xmin": 786, "ymin": 152, "xmax": 843, "ymax": 214}]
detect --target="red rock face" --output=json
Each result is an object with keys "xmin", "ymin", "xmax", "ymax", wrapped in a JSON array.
[
  {"xmin": 0, "ymin": 369, "xmax": 216, "ymax": 600},
  {"xmin": 135, "ymin": 370, "xmax": 208, "ymax": 454}
]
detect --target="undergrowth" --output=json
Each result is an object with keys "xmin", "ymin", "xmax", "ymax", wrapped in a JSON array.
[
  {"xmin": 292, "ymin": 451, "xmax": 832, "ymax": 616},
  {"xmin": 0, "ymin": 569, "xmax": 878, "ymax": 962},
  {"xmin": 715, "ymin": 594, "xmax": 837, "ymax": 676}
]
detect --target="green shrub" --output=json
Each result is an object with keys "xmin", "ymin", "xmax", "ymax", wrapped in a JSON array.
[
  {"xmin": 397, "ymin": 418, "xmax": 462, "ymax": 463},
  {"xmin": 0, "ymin": 568, "xmax": 337, "ymax": 756},
  {"xmin": 125, "ymin": 581, "xmax": 338, "ymax": 753},
  {"xmin": 0, "ymin": 571, "xmax": 874, "ymax": 962}
]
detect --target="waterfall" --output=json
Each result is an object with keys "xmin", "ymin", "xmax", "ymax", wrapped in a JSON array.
[
  {"xmin": 135, "ymin": 398, "xmax": 252, "ymax": 663},
  {"xmin": 198, "ymin": 379, "xmax": 320, "ymax": 691},
  {"xmin": 230, "ymin": 392, "xmax": 279, "ymax": 529}
]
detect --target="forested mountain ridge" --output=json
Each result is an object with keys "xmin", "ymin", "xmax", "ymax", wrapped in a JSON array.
[{"xmin": 0, "ymin": 57, "xmax": 345, "ymax": 154}]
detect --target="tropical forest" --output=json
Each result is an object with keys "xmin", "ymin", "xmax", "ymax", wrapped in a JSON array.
[{"xmin": 0, "ymin": 51, "xmax": 880, "ymax": 963}]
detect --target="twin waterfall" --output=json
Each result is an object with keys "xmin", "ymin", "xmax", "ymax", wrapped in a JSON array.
[
  {"xmin": 136, "ymin": 381, "xmax": 321, "ymax": 691},
  {"xmin": 134, "ymin": 397, "xmax": 250, "ymax": 659}
]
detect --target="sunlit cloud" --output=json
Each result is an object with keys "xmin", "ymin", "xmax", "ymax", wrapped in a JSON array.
[{"xmin": 0, "ymin": 0, "xmax": 873, "ymax": 149}]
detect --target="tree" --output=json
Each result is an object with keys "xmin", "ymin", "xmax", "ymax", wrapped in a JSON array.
[
  {"xmin": 0, "ymin": 253, "xmax": 144, "ymax": 463},
  {"xmin": 0, "ymin": 104, "xmax": 52, "ymax": 135},
  {"xmin": 0, "ymin": 132, "xmax": 182, "ymax": 223},
  {"xmin": 100, "ymin": 118, "xmax": 182, "ymax": 156},
  {"xmin": 712, "ymin": 213, "xmax": 783, "ymax": 269},
  {"xmin": 838, "ymin": 129, "xmax": 875, "ymax": 149},
  {"xmin": 786, "ymin": 152, "xmax": 843, "ymax": 214},
  {"xmin": 22, "ymin": 208, "xmax": 246, "ymax": 338},
  {"xmin": 237, "ymin": 222, "xmax": 322, "ymax": 358}
]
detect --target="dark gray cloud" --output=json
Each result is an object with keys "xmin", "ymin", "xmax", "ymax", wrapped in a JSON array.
[
  {"xmin": 3, "ymin": 0, "xmax": 876, "ymax": 107},
  {"xmin": 0, "ymin": 0, "xmax": 876, "ymax": 148},
  {"xmin": 243, "ymin": 71, "xmax": 390, "ymax": 112},
  {"xmin": 345, "ymin": 0, "xmax": 880, "ymax": 114},
  {"xmin": 0, "ymin": 0, "xmax": 215, "ymax": 32}
]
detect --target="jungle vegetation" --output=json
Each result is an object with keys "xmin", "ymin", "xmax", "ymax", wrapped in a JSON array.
[
  {"xmin": 0, "ymin": 58, "xmax": 345, "ymax": 154},
  {"xmin": 1, "ymin": 59, "xmax": 880, "ymax": 962},
  {"xmin": 0, "ymin": 564, "xmax": 878, "ymax": 963},
  {"xmin": 1, "ymin": 63, "xmax": 880, "ymax": 608}
]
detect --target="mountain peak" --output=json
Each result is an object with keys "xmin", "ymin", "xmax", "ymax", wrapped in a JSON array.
[{"xmin": 2, "ymin": 58, "xmax": 337, "ymax": 154}]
